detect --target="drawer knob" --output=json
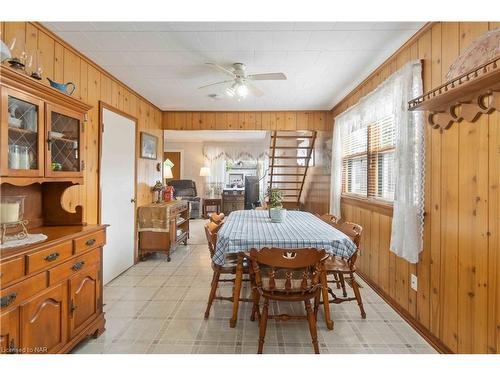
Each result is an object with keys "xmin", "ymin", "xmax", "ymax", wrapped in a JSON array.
[
  {"xmin": 1, "ymin": 292, "xmax": 17, "ymax": 308},
  {"xmin": 85, "ymin": 238, "xmax": 96, "ymax": 246},
  {"xmin": 72, "ymin": 261, "xmax": 85, "ymax": 271},
  {"xmin": 44, "ymin": 252, "xmax": 60, "ymax": 262}
]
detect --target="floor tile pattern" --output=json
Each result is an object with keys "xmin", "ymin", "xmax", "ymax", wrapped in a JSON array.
[{"xmin": 72, "ymin": 219, "xmax": 436, "ymax": 354}]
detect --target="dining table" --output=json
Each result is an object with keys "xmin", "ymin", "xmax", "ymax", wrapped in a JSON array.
[{"xmin": 214, "ymin": 209, "xmax": 358, "ymax": 330}]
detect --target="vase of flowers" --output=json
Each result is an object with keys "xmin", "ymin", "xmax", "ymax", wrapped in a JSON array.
[{"xmin": 268, "ymin": 188, "xmax": 286, "ymax": 223}]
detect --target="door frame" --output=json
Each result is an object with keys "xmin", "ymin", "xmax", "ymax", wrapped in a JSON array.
[
  {"xmin": 98, "ymin": 102, "xmax": 139, "ymax": 263},
  {"xmin": 163, "ymin": 148, "xmax": 184, "ymax": 179}
]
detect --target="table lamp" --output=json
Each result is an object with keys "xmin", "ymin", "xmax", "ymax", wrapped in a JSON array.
[
  {"xmin": 199, "ymin": 167, "xmax": 212, "ymax": 197},
  {"xmin": 164, "ymin": 165, "xmax": 173, "ymax": 180}
]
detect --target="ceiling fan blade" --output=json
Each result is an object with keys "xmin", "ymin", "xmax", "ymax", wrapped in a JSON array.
[
  {"xmin": 198, "ymin": 80, "xmax": 233, "ymax": 90},
  {"xmin": 205, "ymin": 63, "xmax": 236, "ymax": 78},
  {"xmin": 246, "ymin": 82, "xmax": 264, "ymax": 97},
  {"xmin": 248, "ymin": 72, "xmax": 287, "ymax": 81}
]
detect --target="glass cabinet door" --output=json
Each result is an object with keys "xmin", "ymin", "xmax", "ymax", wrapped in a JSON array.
[
  {"xmin": 46, "ymin": 104, "xmax": 84, "ymax": 177},
  {"xmin": 1, "ymin": 88, "xmax": 44, "ymax": 177}
]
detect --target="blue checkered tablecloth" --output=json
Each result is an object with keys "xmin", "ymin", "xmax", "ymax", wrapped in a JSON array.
[{"xmin": 213, "ymin": 210, "xmax": 357, "ymax": 266}]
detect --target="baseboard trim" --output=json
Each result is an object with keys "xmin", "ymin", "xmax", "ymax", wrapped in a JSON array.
[{"xmin": 356, "ymin": 271, "xmax": 453, "ymax": 354}]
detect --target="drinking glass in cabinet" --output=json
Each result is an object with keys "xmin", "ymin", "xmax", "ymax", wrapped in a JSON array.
[
  {"xmin": 7, "ymin": 96, "xmax": 39, "ymax": 170},
  {"xmin": 49, "ymin": 112, "xmax": 80, "ymax": 172}
]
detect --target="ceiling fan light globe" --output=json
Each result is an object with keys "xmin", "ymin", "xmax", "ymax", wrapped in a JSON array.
[{"xmin": 236, "ymin": 84, "xmax": 248, "ymax": 97}]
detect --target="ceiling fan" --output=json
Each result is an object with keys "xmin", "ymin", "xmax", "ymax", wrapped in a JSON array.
[{"xmin": 199, "ymin": 62, "xmax": 287, "ymax": 100}]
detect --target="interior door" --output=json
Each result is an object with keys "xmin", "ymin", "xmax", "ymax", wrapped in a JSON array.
[{"xmin": 101, "ymin": 108, "xmax": 135, "ymax": 284}]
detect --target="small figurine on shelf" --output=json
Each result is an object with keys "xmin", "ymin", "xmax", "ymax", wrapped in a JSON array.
[
  {"xmin": 152, "ymin": 180, "xmax": 165, "ymax": 204},
  {"xmin": 26, "ymin": 50, "xmax": 43, "ymax": 80},
  {"xmin": 5, "ymin": 38, "xmax": 27, "ymax": 70},
  {"xmin": 163, "ymin": 185, "xmax": 175, "ymax": 202}
]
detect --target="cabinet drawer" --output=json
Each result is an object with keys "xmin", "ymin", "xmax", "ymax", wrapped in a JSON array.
[
  {"xmin": 74, "ymin": 230, "xmax": 105, "ymax": 254},
  {"xmin": 0, "ymin": 257, "xmax": 25, "ymax": 286},
  {"xmin": 1, "ymin": 272, "xmax": 46, "ymax": 309},
  {"xmin": 48, "ymin": 248, "xmax": 101, "ymax": 286},
  {"xmin": 26, "ymin": 241, "xmax": 73, "ymax": 274}
]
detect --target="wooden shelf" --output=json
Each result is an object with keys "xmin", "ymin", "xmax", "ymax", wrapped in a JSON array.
[
  {"xmin": 1, "ymin": 176, "xmax": 83, "ymax": 186},
  {"xmin": 408, "ymin": 57, "xmax": 500, "ymax": 130},
  {"xmin": 52, "ymin": 136, "xmax": 78, "ymax": 143},
  {"xmin": 1, "ymin": 65, "xmax": 91, "ymax": 114},
  {"xmin": 176, "ymin": 217, "xmax": 188, "ymax": 226},
  {"xmin": 8, "ymin": 127, "xmax": 37, "ymax": 135},
  {"xmin": 175, "ymin": 231, "xmax": 188, "ymax": 244}
]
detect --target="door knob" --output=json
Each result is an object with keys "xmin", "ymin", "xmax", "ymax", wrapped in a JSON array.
[{"xmin": 130, "ymin": 198, "xmax": 136, "ymax": 203}]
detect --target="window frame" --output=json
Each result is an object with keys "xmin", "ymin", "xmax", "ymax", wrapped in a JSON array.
[{"xmin": 341, "ymin": 120, "xmax": 395, "ymax": 206}]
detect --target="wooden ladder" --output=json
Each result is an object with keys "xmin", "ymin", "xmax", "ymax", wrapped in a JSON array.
[{"xmin": 268, "ymin": 130, "xmax": 317, "ymax": 208}]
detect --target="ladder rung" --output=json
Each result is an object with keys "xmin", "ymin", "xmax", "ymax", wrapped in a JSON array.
[
  {"xmin": 272, "ymin": 135, "xmax": 314, "ymax": 139},
  {"xmin": 271, "ymin": 146, "xmax": 311, "ymax": 150},
  {"xmin": 273, "ymin": 156, "xmax": 309, "ymax": 159},
  {"xmin": 268, "ymin": 188, "xmax": 300, "ymax": 191},
  {"xmin": 270, "ymin": 165, "xmax": 306, "ymax": 168},
  {"xmin": 272, "ymin": 173, "xmax": 303, "ymax": 176},
  {"xmin": 269, "ymin": 181, "xmax": 301, "ymax": 184}
]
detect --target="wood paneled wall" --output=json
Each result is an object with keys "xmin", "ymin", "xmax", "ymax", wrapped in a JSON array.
[
  {"xmin": 320, "ymin": 22, "xmax": 500, "ymax": 354},
  {"xmin": 1, "ymin": 22, "xmax": 164, "ymax": 223},
  {"xmin": 163, "ymin": 111, "xmax": 328, "ymax": 131}
]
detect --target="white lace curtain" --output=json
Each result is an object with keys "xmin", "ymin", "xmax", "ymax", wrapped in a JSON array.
[
  {"xmin": 202, "ymin": 136, "xmax": 271, "ymax": 200},
  {"xmin": 330, "ymin": 60, "xmax": 425, "ymax": 263}
]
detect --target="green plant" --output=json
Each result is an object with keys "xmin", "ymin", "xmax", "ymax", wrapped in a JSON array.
[{"xmin": 267, "ymin": 188, "xmax": 283, "ymax": 209}]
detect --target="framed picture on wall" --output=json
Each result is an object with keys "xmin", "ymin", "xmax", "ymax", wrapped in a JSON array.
[{"xmin": 140, "ymin": 132, "xmax": 158, "ymax": 160}]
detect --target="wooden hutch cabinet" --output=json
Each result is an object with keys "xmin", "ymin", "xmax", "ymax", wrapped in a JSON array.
[{"xmin": 0, "ymin": 65, "xmax": 106, "ymax": 354}]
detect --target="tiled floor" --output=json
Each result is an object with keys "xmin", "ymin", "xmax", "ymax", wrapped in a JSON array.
[{"xmin": 72, "ymin": 219, "xmax": 436, "ymax": 354}]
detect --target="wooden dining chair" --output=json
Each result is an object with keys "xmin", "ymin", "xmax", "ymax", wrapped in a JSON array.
[
  {"xmin": 204, "ymin": 222, "xmax": 253, "ymax": 319},
  {"xmin": 209, "ymin": 212, "xmax": 225, "ymax": 225},
  {"xmin": 247, "ymin": 247, "xmax": 328, "ymax": 354},
  {"xmin": 321, "ymin": 221, "xmax": 366, "ymax": 319},
  {"xmin": 317, "ymin": 213, "xmax": 340, "ymax": 224}
]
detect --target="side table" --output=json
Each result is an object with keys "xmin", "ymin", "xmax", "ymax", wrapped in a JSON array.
[{"xmin": 202, "ymin": 197, "xmax": 222, "ymax": 218}]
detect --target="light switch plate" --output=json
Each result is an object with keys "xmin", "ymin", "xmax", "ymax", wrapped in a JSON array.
[{"xmin": 410, "ymin": 274, "xmax": 418, "ymax": 291}]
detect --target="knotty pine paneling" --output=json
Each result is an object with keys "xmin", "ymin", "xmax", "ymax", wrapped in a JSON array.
[
  {"xmin": 2, "ymin": 22, "xmax": 163, "ymax": 224},
  {"xmin": 324, "ymin": 22, "xmax": 500, "ymax": 354},
  {"xmin": 162, "ymin": 111, "xmax": 329, "ymax": 131}
]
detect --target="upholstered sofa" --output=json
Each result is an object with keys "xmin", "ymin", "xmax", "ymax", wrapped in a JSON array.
[{"xmin": 167, "ymin": 179, "xmax": 201, "ymax": 219}]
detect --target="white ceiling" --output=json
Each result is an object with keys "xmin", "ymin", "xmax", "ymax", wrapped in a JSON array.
[
  {"xmin": 43, "ymin": 22, "xmax": 424, "ymax": 111},
  {"xmin": 164, "ymin": 130, "xmax": 268, "ymax": 143}
]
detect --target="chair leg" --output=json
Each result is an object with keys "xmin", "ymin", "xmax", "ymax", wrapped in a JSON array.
[
  {"xmin": 350, "ymin": 272, "xmax": 366, "ymax": 319},
  {"xmin": 204, "ymin": 269, "xmax": 220, "ymax": 319},
  {"xmin": 313, "ymin": 291, "xmax": 320, "ymax": 319},
  {"xmin": 251, "ymin": 289, "xmax": 261, "ymax": 322},
  {"xmin": 339, "ymin": 273, "xmax": 348, "ymax": 297},
  {"xmin": 305, "ymin": 299, "xmax": 320, "ymax": 354},
  {"xmin": 257, "ymin": 298, "xmax": 269, "ymax": 354},
  {"xmin": 332, "ymin": 272, "xmax": 341, "ymax": 289}
]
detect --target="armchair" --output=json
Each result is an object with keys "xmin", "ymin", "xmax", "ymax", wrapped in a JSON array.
[{"xmin": 167, "ymin": 179, "xmax": 201, "ymax": 219}]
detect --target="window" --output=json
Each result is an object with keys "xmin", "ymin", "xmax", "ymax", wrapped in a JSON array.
[{"xmin": 342, "ymin": 114, "xmax": 395, "ymax": 202}]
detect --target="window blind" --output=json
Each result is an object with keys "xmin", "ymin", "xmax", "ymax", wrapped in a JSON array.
[{"xmin": 342, "ymin": 114, "xmax": 395, "ymax": 202}]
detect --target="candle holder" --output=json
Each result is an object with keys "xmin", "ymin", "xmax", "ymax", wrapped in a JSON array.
[
  {"xmin": 1, "ymin": 219, "xmax": 29, "ymax": 244},
  {"xmin": 0, "ymin": 195, "xmax": 26, "ymax": 244}
]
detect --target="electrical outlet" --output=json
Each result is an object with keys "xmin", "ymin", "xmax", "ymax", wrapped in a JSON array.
[{"xmin": 410, "ymin": 274, "xmax": 418, "ymax": 291}]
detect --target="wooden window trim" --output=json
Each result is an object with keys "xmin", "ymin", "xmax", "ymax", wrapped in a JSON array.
[{"xmin": 341, "ymin": 194, "xmax": 393, "ymax": 217}]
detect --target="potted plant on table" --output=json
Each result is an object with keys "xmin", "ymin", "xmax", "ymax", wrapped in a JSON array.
[{"xmin": 268, "ymin": 188, "xmax": 286, "ymax": 223}]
